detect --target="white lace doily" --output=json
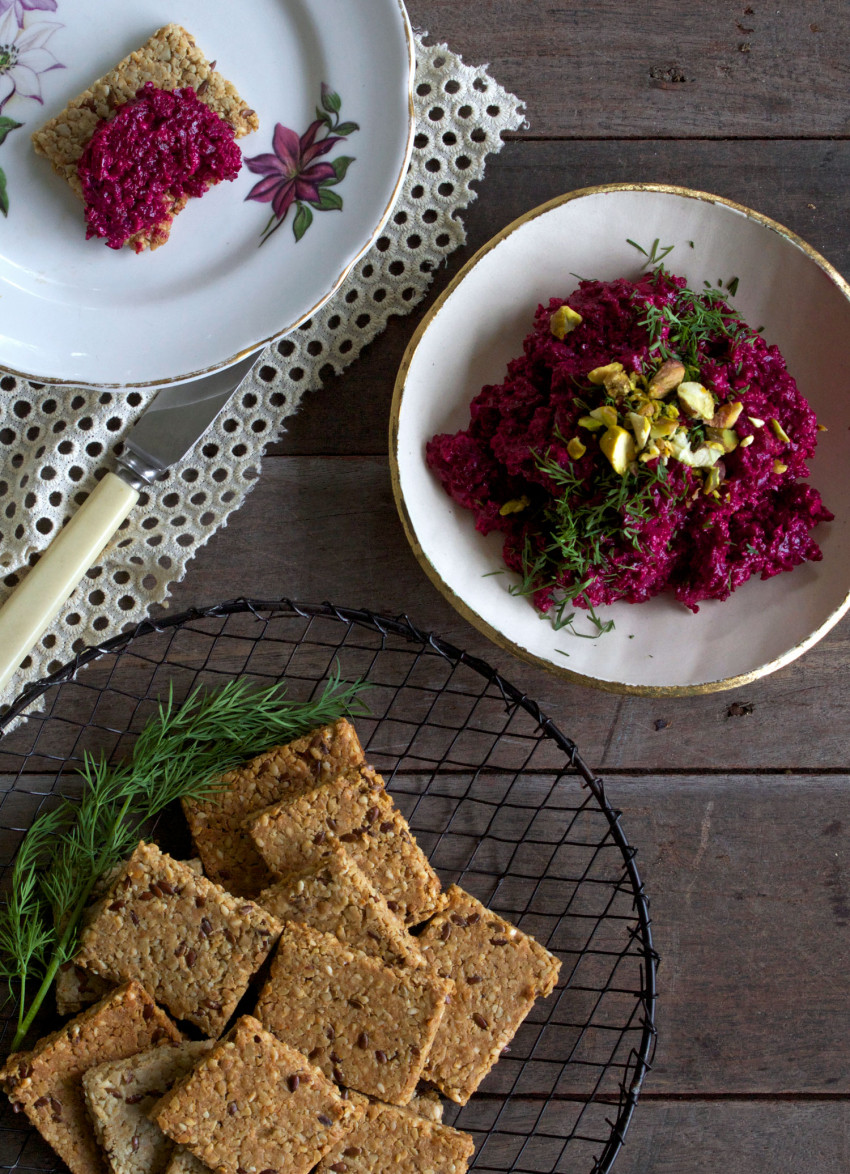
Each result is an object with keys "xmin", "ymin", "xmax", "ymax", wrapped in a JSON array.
[{"xmin": 0, "ymin": 35, "xmax": 524, "ymax": 712}]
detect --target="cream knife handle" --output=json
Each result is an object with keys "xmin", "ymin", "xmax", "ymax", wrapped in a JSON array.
[{"xmin": 0, "ymin": 471, "xmax": 139, "ymax": 696}]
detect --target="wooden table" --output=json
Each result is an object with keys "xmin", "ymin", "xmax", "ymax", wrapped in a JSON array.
[{"xmin": 163, "ymin": 5, "xmax": 850, "ymax": 1170}]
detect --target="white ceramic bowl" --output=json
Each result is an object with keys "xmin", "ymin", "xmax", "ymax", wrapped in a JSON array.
[{"xmin": 390, "ymin": 184, "xmax": 850, "ymax": 695}]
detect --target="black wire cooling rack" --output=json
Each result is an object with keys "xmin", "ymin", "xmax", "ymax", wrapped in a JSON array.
[{"xmin": 0, "ymin": 599, "xmax": 657, "ymax": 1174}]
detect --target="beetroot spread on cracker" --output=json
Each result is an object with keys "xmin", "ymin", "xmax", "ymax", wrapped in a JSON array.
[{"xmin": 78, "ymin": 82, "xmax": 242, "ymax": 251}]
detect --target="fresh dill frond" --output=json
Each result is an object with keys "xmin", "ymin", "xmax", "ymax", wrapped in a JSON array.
[
  {"xmin": 506, "ymin": 443, "xmax": 685, "ymax": 634},
  {"xmin": 0, "ymin": 673, "xmax": 369, "ymax": 1049},
  {"xmin": 627, "ymin": 237, "xmax": 675, "ymax": 268},
  {"xmin": 637, "ymin": 271, "xmax": 749, "ymax": 381}
]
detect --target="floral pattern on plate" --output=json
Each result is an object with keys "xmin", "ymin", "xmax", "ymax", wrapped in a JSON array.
[
  {"xmin": 0, "ymin": 0, "xmax": 63, "ymax": 214},
  {"xmin": 245, "ymin": 82, "xmax": 357, "ymax": 245}
]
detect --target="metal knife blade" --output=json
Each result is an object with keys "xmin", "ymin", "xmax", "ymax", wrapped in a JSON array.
[{"xmin": 116, "ymin": 352, "xmax": 258, "ymax": 488}]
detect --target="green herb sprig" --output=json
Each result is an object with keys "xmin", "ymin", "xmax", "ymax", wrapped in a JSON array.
[
  {"xmin": 507, "ymin": 447, "xmax": 684, "ymax": 626},
  {"xmin": 0, "ymin": 674, "xmax": 369, "ymax": 1049}
]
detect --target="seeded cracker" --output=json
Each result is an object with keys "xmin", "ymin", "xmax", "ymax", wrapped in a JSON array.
[
  {"xmin": 0, "ymin": 982, "xmax": 181, "ymax": 1174},
  {"xmin": 153, "ymin": 1016, "xmax": 365, "ymax": 1174},
  {"xmin": 57, "ymin": 860, "xmax": 205, "ymax": 1017},
  {"xmin": 74, "ymin": 842, "xmax": 281, "ymax": 1036},
  {"xmin": 248, "ymin": 766, "xmax": 442, "ymax": 925},
  {"xmin": 31, "ymin": 24, "xmax": 258, "ymax": 251},
  {"xmin": 183, "ymin": 719, "xmax": 365, "ymax": 896},
  {"xmin": 83, "ymin": 1041, "xmax": 212, "ymax": 1174},
  {"xmin": 255, "ymin": 922, "xmax": 451, "ymax": 1105},
  {"xmin": 416, "ymin": 885, "xmax": 561, "ymax": 1104},
  {"xmin": 256, "ymin": 843, "xmax": 425, "ymax": 969},
  {"xmin": 314, "ymin": 1098, "xmax": 475, "ymax": 1174}
]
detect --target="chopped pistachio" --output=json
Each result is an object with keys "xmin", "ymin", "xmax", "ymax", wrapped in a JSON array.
[
  {"xmin": 567, "ymin": 437, "xmax": 587, "ymax": 460},
  {"xmin": 627, "ymin": 411, "xmax": 651, "ymax": 451},
  {"xmin": 587, "ymin": 362, "xmax": 625, "ymax": 385},
  {"xmin": 589, "ymin": 404, "xmax": 619, "ymax": 429},
  {"xmin": 709, "ymin": 401, "xmax": 744, "ymax": 429},
  {"xmin": 739, "ymin": 434, "xmax": 755, "ymax": 448},
  {"xmin": 578, "ymin": 414, "xmax": 604, "ymax": 432},
  {"xmin": 550, "ymin": 304, "xmax": 583, "ymax": 339},
  {"xmin": 647, "ymin": 358, "xmax": 686, "ymax": 398},
  {"xmin": 706, "ymin": 426, "xmax": 739, "ymax": 454},
  {"xmin": 499, "ymin": 495, "xmax": 530, "ymax": 516},
  {"xmin": 817, "ymin": 423, "xmax": 829, "ymax": 432},
  {"xmin": 599, "ymin": 425, "xmax": 636, "ymax": 474},
  {"xmin": 748, "ymin": 416, "xmax": 765, "ymax": 428},
  {"xmin": 677, "ymin": 381, "xmax": 716, "ymax": 420},
  {"xmin": 703, "ymin": 465, "xmax": 722, "ymax": 494},
  {"xmin": 649, "ymin": 417, "xmax": 680, "ymax": 439},
  {"xmin": 605, "ymin": 370, "xmax": 633, "ymax": 398},
  {"xmin": 667, "ymin": 430, "xmax": 722, "ymax": 468},
  {"xmin": 773, "ymin": 461, "xmax": 788, "ymax": 475},
  {"xmin": 770, "ymin": 418, "xmax": 791, "ymax": 444}
]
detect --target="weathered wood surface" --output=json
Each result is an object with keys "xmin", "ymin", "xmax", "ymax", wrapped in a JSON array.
[
  {"xmin": 404, "ymin": 0, "xmax": 850, "ymax": 139},
  {"xmin": 611, "ymin": 1101, "xmax": 850, "ymax": 1174}
]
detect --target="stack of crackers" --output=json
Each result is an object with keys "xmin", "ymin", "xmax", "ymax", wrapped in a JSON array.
[{"xmin": 1, "ymin": 719, "xmax": 561, "ymax": 1174}]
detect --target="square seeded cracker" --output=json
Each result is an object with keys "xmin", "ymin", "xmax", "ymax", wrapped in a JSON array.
[
  {"xmin": 0, "ymin": 982, "xmax": 181, "ymax": 1174},
  {"xmin": 255, "ymin": 922, "xmax": 452, "ymax": 1105},
  {"xmin": 314, "ymin": 1098, "xmax": 474, "ymax": 1174},
  {"xmin": 31, "ymin": 23, "xmax": 258, "ymax": 251},
  {"xmin": 73, "ymin": 842, "xmax": 281, "ymax": 1037},
  {"xmin": 183, "ymin": 719, "xmax": 366, "ymax": 897},
  {"xmin": 256, "ymin": 843, "xmax": 425, "ymax": 970},
  {"xmin": 248, "ymin": 766, "xmax": 442, "ymax": 926},
  {"xmin": 416, "ymin": 885, "xmax": 561, "ymax": 1104},
  {"xmin": 153, "ymin": 1016, "xmax": 365, "ymax": 1174},
  {"xmin": 83, "ymin": 1041, "xmax": 212, "ymax": 1174},
  {"xmin": 57, "ymin": 860, "xmax": 205, "ymax": 1017}
]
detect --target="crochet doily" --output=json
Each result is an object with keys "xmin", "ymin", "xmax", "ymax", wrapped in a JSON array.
[{"xmin": 0, "ymin": 35, "xmax": 524, "ymax": 712}]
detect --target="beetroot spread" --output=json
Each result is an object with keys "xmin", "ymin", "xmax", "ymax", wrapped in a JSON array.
[
  {"xmin": 78, "ymin": 82, "xmax": 242, "ymax": 251},
  {"xmin": 426, "ymin": 269, "xmax": 832, "ymax": 618}
]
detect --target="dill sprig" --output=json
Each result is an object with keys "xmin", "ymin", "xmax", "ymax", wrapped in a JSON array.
[
  {"xmin": 637, "ymin": 270, "xmax": 749, "ymax": 381},
  {"xmin": 0, "ymin": 673, "xmax": 369, "ymax": 1049},
  {"xmin": 508, "ymin": 447, "xmax": 683, "ymax": 627}
]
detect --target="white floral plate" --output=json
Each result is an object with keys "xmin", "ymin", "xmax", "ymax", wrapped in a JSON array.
[
  {"xmin": 390, "ymin": 185, "xmax": 850, "ymax": 695},
  {"xmin": 0, "ymin": 0, "xmax": 413, "ymax": 387}
]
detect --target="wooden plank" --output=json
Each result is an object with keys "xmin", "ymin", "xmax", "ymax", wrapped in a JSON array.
[
  {"xmin": 404, "ymin": 0, "xmax": 850, "ymax": 139},
  {"xmin": 620, "ymin": 775, "xmax": 850, "ymax": 1094},
  {"xmin": 273, "ymin": 138, "xmax": 850, "ymax": 456},
  {"xmin": 610, "ymin": 1100, "xmax": 850, "ymax": 1174},
  {"xmin": 164, "ymin": 456, "xmax": 850, "ymax": 770}
]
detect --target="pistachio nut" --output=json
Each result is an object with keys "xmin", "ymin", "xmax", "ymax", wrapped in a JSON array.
[
  {"xmin": 599, "ymin": 425, "xmax": 636, "ymax": 474},
  {"xmin": 550, "ymin": 304, "xmax": 583, "ymax": 339},
  {"xmin": 647, "ymin": 358, "xmax": 686, "ymax": 398}
]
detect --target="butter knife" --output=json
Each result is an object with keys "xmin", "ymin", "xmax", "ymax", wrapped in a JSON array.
[{"xmin": 0, "ymin": 354, "xmax": 257, "ymax": 695}]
